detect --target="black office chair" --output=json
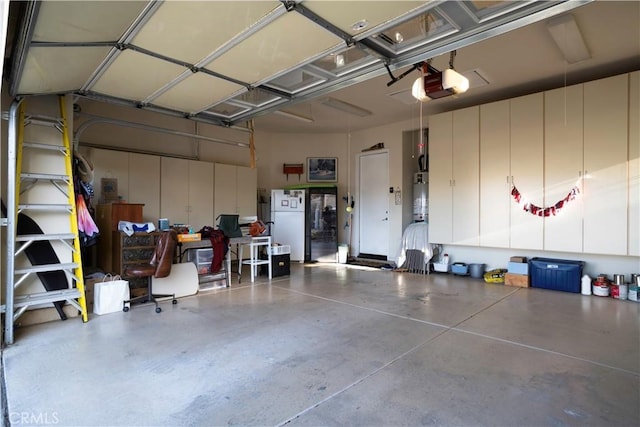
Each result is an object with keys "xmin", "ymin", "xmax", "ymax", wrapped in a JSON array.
[{"xmin": 123, "ymin": 230, "xmax": 178, "ymax": 313}]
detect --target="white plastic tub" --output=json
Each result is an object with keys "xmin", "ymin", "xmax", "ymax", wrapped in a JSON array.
[{"xmin": 433, "ymin": 262, "xmax": 449, "ymax": 273}]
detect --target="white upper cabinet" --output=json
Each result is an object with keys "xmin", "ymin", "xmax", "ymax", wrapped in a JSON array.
[
  {"xmin": 236, "ymin": 165, "xmax": 258, "ymax": 218},
  {"xmin": 213, "ymin": 163, "xmax": 237, "ymax": 219},
  {"xmin": 479, "ymin": 100, "xmax": 510, "ymax": 248},
  {"xmin": 214, "ymin": 163, "xmax": 257, "ymax": 222},
  {"xmin": 428, "ymin": 107, "xmax": 480, "ymax": 246},
  {"xmin": 509, "ymin": 93, "xmax": 544, "ymax": 250},
  {"xmin": 452, "ymin": 106, "xmax": 480, "ymax": 246},
  {"xmin": 544, "ymin": 85, "xmax": 584, "ymax": 253},
  {"xmin": 187, "ymin": 160, "xmax": 215, "ymax": 229},
  {"xmin": 629, "ymin": 71, "xmax": 639, "ymax": 256},
  {"xmin": 128, "ymin": 153, "xmax": 160, "ymax": 223},
  {"xmin": 90, "ymin": 148, "xmax": 129, "ymax": 204},
  {"xmin": 160, "ymin": 157, "xmax": 214, "ymax": 228},
  {"xmin": 160, "ymin": 157, "xmax": 190, "ymax": 225},
  {"xmin": 428, "ymin": 112, "xmax": 453, "ymax": 244},
  {"xmin": 583, "ymin": 74, "xmax": 628, "ymax": 255}
]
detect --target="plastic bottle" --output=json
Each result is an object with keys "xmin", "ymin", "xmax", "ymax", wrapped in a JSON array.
[
  {"xmin": 443, "ymin": 253, "xmax": 449, "ymax": 265},
  {"xmin": 581, "ymin": 274, "xmax": 592, "ymax": 296}
]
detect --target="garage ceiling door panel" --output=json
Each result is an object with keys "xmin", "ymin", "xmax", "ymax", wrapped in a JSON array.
[
  {"xmin": 91, "ymin": 50, "xmax": 187, "ymax": 102},
  {"xmin": 153, "ymin": 73, "xmax": 244, "ymax": 114},
  {"xmin": 18, "ymin": 47, "xmax": 111, "ymax": 94},
  {"xmin": 206, "ymin": 12, "xmax": 342, "ymax": 85},
  {"xmin": 303, "ymin": 1, "xmax": 427, "ymax": 37},
  {"xmin": 131, "ymin": 1, "xmax": 281, "ymax": 65},
  {"xmin": 6, "ymin": 0, "xmax": 604, "ymax": 130},
  {"xmin": 32, "ymin": 1, "xmax": 148, "ymax": 42}
]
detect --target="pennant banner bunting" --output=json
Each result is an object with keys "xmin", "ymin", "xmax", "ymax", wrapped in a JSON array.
[{"xmin": 511, "ymin": 184, "xmax": 580, "ymax": 217}]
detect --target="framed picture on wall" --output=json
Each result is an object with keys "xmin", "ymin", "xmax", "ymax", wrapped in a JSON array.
[{"xmin": 307, "ymin": 157, "xmax": 337, "ymax": 182}]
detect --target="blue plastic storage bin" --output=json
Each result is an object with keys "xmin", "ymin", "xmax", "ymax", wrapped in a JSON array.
[
  {"xmin": 451, "ymin": 262, "xmax": 468, "ymax": 275},
  {"xmin": 529, "ymin": 258, "xmax": 584, "ymax": 293}
]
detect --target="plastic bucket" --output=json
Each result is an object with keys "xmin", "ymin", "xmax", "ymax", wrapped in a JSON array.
[
  {"xmin": 338, "ymin": 244, "xmax": 348, "ymax": 264},
  {"xmin": 469, "ymin": 263, "xmax": 485, "ymax": 279}
]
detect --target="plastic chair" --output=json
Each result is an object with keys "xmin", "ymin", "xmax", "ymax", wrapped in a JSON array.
[{"xmin": 123, "ymin": 229, "xmax": 178, "ymax": 313}]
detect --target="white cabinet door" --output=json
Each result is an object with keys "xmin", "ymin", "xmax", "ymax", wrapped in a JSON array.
[
  {"xmin": 428, "ymin": 112, "xmax": 453, "ymax": 244},
  {"xmin": 160, "ymin": 157, "xmax": 189, "ymax": 225},
  {"xmin": 90, "ymin": 148, "xmax": 129, "ymax": 204},
  {"xmin": 161, "ymin": 158, "xmax": 214, "ymax": 228},
  {"xmin": 479, "ymin": 100, "xmax": 511, "ymax": 248},
  {"xmin": 544, "ymin": 85, "xmax": 584, "ymax": 252},
  {"xmin": 129, "ymin": 153, "xmax": 160, "ymax": 223},
  {"xmin": 510, "ymin": 93, "xmax": 544, "ymax": 250},
  {"xmin": 583, "ymin": 74, "xmax": 628, "ymax": 255},
  {"xmin": 188, "ymin": 160, "xmax": 214, "ymax": 229},
  {"xmin": 452, "ymin": 106, "xmax": 479, "ymax": 246},
  {"xmin": 629, "ymin": 71, "xmax": 640, "ymax": 256},
  {"xmin": 236, "ymin": 165, "xmax": 257, "ymax": 218},
  {"xmin": 214, "ymin": 163, "xmax": 257, "ymax": 221},
  {"xmin": 214, "ymin": 163, "xmax": 238, "ymax": 220}
]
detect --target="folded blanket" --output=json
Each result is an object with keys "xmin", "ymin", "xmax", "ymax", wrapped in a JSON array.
[{"xmin": 118, "ymin": 220, "xmax": 156, "ymax": 236}]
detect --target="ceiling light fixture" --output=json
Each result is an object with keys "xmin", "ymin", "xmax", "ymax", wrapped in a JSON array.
[
  {"xmin": 320, "ymin": 98, "xmax": 372, "ymax": 117},
  {"xmin": 546, "ymin": 14, "xmax": 590, "ymax": 64},
  {"xmin": 274, "ymin": 110, "xmax": 314, "ymax": 123},
  {"xmin": 335, "ymin": 54, "xmax": 345, "ymax": 67}
]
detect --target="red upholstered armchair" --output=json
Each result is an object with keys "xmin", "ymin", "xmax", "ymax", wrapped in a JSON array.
[{"xmin": 123, "ymin": 229, "xmax": 178, "ymax": 313}]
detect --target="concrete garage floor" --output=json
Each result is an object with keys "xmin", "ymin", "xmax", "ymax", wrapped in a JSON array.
[{"xmin": 2, "ymin": 263, "xmax": 639, "ymax": 426}]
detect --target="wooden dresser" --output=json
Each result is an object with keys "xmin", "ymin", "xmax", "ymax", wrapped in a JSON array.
[
  {"xmin": 114, "ymin": 231, "xmax": 161, "ymax": 279},
  {"xmin": 95, "ymin": 203, "xmax": 144, "ymax": 273}
]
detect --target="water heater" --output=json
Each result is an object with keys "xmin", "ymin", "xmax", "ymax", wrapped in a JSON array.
[{"xmin": 413, "ymin": 172, "xmax": 428, "ymax": 222}]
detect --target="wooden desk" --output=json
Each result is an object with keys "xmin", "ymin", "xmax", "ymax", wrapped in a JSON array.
[{"xmin": 178, "ymin": 236, "xmax": 251, "ymax": 287}]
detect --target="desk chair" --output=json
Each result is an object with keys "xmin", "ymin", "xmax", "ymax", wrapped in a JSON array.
[{"xmin": 123, "ymin": 230, "xmax": 178, "ymax": 313}]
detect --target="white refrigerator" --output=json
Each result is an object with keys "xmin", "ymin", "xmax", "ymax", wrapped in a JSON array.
[{"xmin": 271, "ymin": 189, "xmax": 305, "ymax": 262}]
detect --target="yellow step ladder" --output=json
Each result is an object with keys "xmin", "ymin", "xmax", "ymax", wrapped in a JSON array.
[{"xmin": 2, "ymin": 96, "xmax": 88, "ymax": 345}]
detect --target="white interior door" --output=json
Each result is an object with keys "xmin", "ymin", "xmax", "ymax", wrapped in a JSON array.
[{"xmin": 358, "ymin": 150, "xmax": 389, "ymax": 258}]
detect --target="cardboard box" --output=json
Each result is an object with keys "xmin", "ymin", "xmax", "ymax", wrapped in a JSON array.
[
  {"xmin": 505, "ymin": 272, "xmax": 529, "ymax": 288},
  {"xmin": 510, "ymin": 256, "xmax": 527, "ymax": 263},
  {"xmin": 177, "ymin": 233, "xmax": 201, "ymax": 242},
  {"xmin": 508, "ymin": 261, "xmax": 529, "ymax": 275}
]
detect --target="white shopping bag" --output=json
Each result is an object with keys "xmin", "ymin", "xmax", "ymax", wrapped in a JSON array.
[{"xmin": 94, "ymin": 274, "xmax": 130, "ymax": 315}]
